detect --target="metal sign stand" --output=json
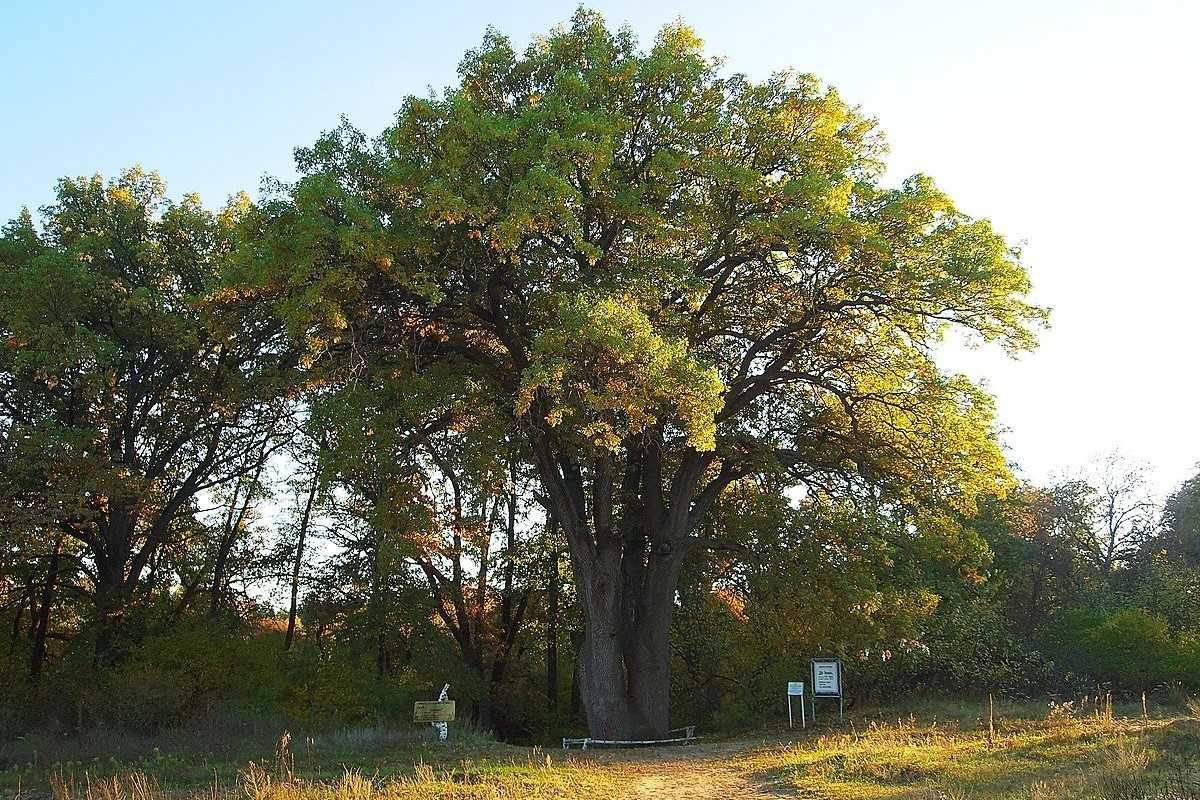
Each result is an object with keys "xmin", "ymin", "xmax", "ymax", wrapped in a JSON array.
[
  {"xmin": 810, "ymin": 658, "xmax": 844, "ymax": 722},
  {"xmin": 787, "ymin": 681, "xmax": 806, "ymax": 729}
]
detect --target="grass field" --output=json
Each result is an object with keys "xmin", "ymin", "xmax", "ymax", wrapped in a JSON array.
[{"xmin": 3, "ymin": 699, "xmax": 1198, "ymax": 799}]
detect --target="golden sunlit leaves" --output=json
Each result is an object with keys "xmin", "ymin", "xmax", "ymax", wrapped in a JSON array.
[
  {"xmin": 234, "ymin": 7, "xmax": 1045, "ymax": 560},
  {"xmin": 516, "ymin": 293, "xmax": 724, "ymax": 452}
]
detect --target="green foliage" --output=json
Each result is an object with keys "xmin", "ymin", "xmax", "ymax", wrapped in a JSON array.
[
  {"xmin": 908, "ymin": 598, "xmax": 1053, "ymax": 694},
  {"xmin": 670, "ymin": 484, "xmax": 962, "ymax": 726},
  {"xmin": 6, "ymin": 7, "xmax": 1200, "ymax": 751},
  {"xmin": 99, "ymin": 621, "xmax": 267, "ymax": 729},
  {"xmin": 224, "ymin": 7, "xmax": 1046, "ymax": 736},
  {"xmin": 517, "ymin": 293, "xmax": 723, "ymax": 451},
  {"xmin": 1054, "ymin": 608, "xmax": 1182, "ymax": 690},
  {"xmin": 1161, "ymin": 473, "xmax": 1200, "ymax": 567},
  {"xmin": 230, "ymin": 8, "xmax": 1045, "ymax": 528},
  {"xmin": 0, "ymin": 167, "xmax": 290, "ymax": 667}
]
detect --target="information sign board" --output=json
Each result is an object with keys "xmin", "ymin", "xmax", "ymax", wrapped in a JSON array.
[
  {"xmin": 786, "ymin": 681, "xmax": 805, "ymax": 728},
  {"xmin": 812, "ymin": 659, "xmax": 841, "ymax": 696},
  {"xmin": 414, "ymin": 700, "xmax": 456, "ymax": 723},
  {"xmin": 810, "ymin": 658, "xmax": 844, "ymax": 721}
]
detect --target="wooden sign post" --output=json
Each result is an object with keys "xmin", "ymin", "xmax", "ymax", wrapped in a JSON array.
[{"xmin": 415, "ymin": 683, "xmax": 454, "ymax": 741}]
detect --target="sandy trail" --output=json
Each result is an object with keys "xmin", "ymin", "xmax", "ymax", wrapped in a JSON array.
[{"xmin": 578, "ymin": 739, "xmax": 797, "ymax": 799}]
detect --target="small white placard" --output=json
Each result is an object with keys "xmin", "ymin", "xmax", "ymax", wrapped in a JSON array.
[{"xmin": 787, "ymin": 681, "xmax": 804, "ymax": 696}]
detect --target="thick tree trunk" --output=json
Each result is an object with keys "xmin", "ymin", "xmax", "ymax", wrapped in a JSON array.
[
  {"xmin": 554, "ymin": 523, "xmax": 690, "ymax": 740},
  {"xmin": 576, "ymin": 588, "xmax": 637, "ymax": 738},
  {"xmin": 570, "ymin": 545, "xmax": 683, "ymax": 740},
  {"xmin": 593, "ymin": 549, "xmax": 683, "ymax": 738},
  {"xmin": 527, "ymin": 425, "xmax": 709, "ymax": 740},
  {"xmin": 94, "ymin": 592, "xmax": 128, "ymax": 668},
  {"xmin": 93, "ymin": 549, "xmax": 132, "ymax": 667},
  {"xmin": 625, "ymin": 558, "xmax": 680, "ymax": 736},
  {"xmin": 92, "ymin": 503, "xmax": 146, "ymax": 667}
]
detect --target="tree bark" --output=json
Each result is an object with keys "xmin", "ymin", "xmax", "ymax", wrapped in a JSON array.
[
  {"xmin": 526, "ymin": 423, "xmax": 711, "ymax": 740},
  {"xmin": 546, "ymin": 529, "xmax": 560, "ymax": 712},
  {"xmin": 575, "ymin": 567, "xmax": 637, "ymax": 739},
  {"xmin": 93, "ymin": 592, "xmax": 128, "ymax": 667},
  {"xmin": 625, "ymin": 555, "xmax": 683, "ymax": 735},
  {"xmin": 285, "ymin": 468, "xmax": 320, "ymax": 651},
  {"xmin": 569, "ymin": 542, "xmax": 686, "ymax": 739},
  {"xmin": 93, "ymin": 523, "xmax": 135, "ymax": 668},
  {"xmin": 30, "ymin": 536, "xmax": 63, "ymax": 683}
]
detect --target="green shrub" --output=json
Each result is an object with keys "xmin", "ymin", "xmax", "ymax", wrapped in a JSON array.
[{"xmin": 1052, "ymin": 608, "xmax": 1184, "ymax": 692}]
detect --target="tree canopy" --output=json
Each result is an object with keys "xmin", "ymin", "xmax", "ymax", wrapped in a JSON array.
[
  {"xmin": 7, "ymin": 8, "xmax": 1200, "ymax": 749},
  {"xmin": 0, "ymin": 168, "xmax": 290, "ymax": 666},
  {"xmin": 229, "ymin": 10, "xmax": 1045, "ymax": 737}
]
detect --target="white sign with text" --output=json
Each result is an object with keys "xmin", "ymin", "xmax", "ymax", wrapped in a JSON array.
[
  {"xmin": 810, "ymin": 658, "xmax": 844, "ymax": 721},
  {"xmin": 812, "ymin": 660, "xmax": 840, "ymax": 696}
]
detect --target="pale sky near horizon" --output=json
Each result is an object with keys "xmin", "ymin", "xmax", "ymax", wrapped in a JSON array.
[{"xmin": 3, "ymin": 0, "xmax": 1198, "ymax": 497}]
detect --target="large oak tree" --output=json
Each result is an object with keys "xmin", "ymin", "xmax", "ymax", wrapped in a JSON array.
[{"xmin": 233, "ymin": 11, "xmax": 1044, "ymax": 737}]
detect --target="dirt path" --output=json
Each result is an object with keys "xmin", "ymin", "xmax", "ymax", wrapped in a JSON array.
[{"xmin": 578, "ymin": 739, "xmax": 797, "ymax": 799}]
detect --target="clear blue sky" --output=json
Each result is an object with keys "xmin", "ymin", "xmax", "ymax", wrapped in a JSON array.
[{"xmin": 3, "ymin": 0, "xmax": 1198, "ymax": 495}]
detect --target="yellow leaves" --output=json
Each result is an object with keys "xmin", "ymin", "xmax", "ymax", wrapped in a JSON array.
[
  {"xmin": 824, "ymin": 179, "xmax": 854, "ymax": 216},
  {"xmin": 218, "ymin": 191, "xmax": 254, "ymax": 230},
  {"xmin": 654, "ymin": 20, "xmax": 706, "ymax": 58},
  {"xmin": 107, "ymin": 186, "xmax": 136, "ymax": 209},
  {"xmin": 714, "ymin": 586, "xmax": 748, "ymax": 623}
]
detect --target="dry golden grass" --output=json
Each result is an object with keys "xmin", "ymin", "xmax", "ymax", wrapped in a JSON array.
[
  {"xmin": 736, "ymin": 702, "xmax": 1200, "ymax": 799},
  {"xmin": 10, "ymin": 702, "xmax": 1200, "ymax": 799},
  {"xmin": 37, "ymin": 758, "xmax": 620, "ymax": 800}
]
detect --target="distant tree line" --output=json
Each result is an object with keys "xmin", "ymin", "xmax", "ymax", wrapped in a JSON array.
[{"xmin": 2, "ymin": 11, "xmax": 1197, "ymax": 741}]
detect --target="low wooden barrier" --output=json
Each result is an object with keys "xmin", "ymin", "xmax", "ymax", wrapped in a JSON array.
[{"xmin": 562, "ymin": 725, "xmax": 698, "ymax": 750}]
